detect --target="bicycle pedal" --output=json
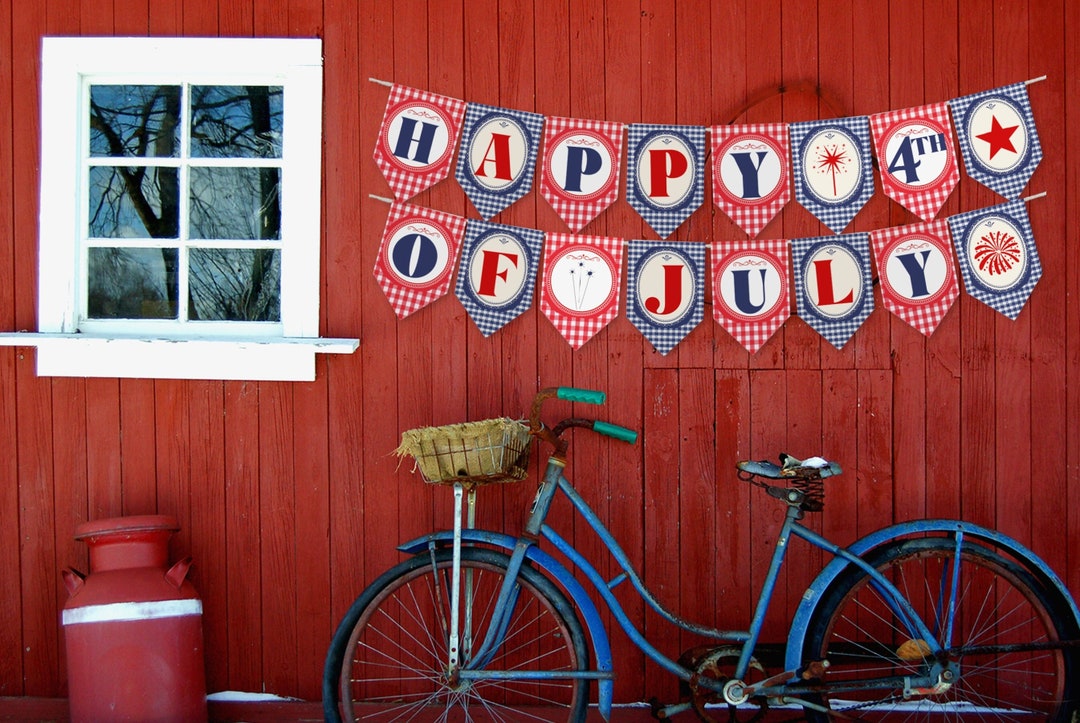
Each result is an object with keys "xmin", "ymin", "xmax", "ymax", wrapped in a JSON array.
[{"xmin": 648, "ymin": 696, "xmax": 691, "ymax": 719}]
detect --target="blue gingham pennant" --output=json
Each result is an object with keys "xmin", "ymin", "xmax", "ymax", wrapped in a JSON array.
[
  {"xmin": 946, "ymin": 200, "xmax": 1041, "ymax": 320},
  {"xmin": 791, "ymin": 232, "xmax": 874, "ymax": 349},
  {"xmin": 789, "ymin": 117, "xmax": 875, "ymax": 234},
  {"xmin": 454, "ymin": 219, "xmax": 544, "ymax": 336},
  {"xmin": 455, "ymin": 103, "xmax": 545, "ymax": 219},
  {"xmin": 948, "ymin": 82, "xmax": 1042, "ymax": 200},
  {"xmin": 625, "ymin": 124, "xmax": 706, "ymax": 238},
  {"xmin": 625, "ymin": 240, "xmax": 705, "ymax": 354}
]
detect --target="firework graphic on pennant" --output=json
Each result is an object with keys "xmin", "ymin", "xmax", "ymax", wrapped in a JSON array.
[
  {"xmin": 539, "ymin": 117, "xmax": 625, "ymax": 232},
  {"xmin": 454, "ymin": 219, "xmax": 544, "ymax": 336},
  {"xmin": 948, "ymin": 82, "xmax": 1042, "ymax": 200},
  {"xmin": 710, "ymin": 239, "xmax": 790, "ymax": 353},
  {"xmin": 791, "ymin": 232, "xmax": 875, "ymax": 349},
  {"xmin": 625, "ymin": 240, "xmax": 706, "ymax": 355},
  {"xmin": 455, "ymin": 103, "xmax": 545, "ymax": 219},
  {"xmin": 870, "ymin": 103, "xmax": 959, "ymax": 221},
  {"xmin": 946, "ymin": 199, "xmax": 1041, "ymax": 320},
  {"xmin": 709, "ymin": 124, "xmax": 790, "ymax": 238},
  {"xmin": 625, "ymin": 124, "xmax": 706, "ymax": 238},
  {"xmin": 869, "ymin": 219, "xmax": 959, "ymax": 336},
  {"xmin": 789, "ymin": 117, "xmax": 875, "ymax": 234},
  {"xmin": 540, "ymin": 234, "xmax": 625, "ymax": 349},
  {"xmin": 373, "ymin": 202, "xmax": 467, "ymax": 319},
  {"xmin": 373, "ymin": 84, "xmax": 466, "ymax": 201}
]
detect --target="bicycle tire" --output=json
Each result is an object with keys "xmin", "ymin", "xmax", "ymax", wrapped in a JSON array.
[
  {"xmin": 323, "ymin": 546, "xmax": 591, "ymax": 722},
  {"xmin": 801, "ymin": 535, "xmax": 1079, "ymax": 721}
]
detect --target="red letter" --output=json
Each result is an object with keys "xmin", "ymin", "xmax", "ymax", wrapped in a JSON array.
[
  {"xmin": 812, "ymin": 259, "xmax": 854, "ymax": 306},
  {"xmin": 644, "ymin": 264, "xmax": 685, "ymax": 315},
  {"xmin": 474, "ymin": 133, "xmax": 513, "ymax": 180},
  {"xmin": 476, "ymin": 250, "xmax": 519, "ymax": 296},
  {"xmin": 648, "ymin": 149, "xmax": 688, "ymax": 197}
]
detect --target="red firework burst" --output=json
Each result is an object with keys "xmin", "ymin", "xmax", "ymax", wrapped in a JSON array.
[
  {"xmin": 973, "ymin": 230, "xmax": 1021, "ymax": 276},
  {"xmin": 815, "ymin": 143, "xmax": 849, "ymax": 197}
]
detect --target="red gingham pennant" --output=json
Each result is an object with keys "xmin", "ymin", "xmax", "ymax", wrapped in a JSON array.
[
  {"xmin": 540, "ymin": 233, "xmax": 625, "ymax": 349},
  {"xmin": 373, "ymin": 202, "xmax": 467, "ymax": 318},
  {"xmin": 539, "ymin": 117, "xmax": 625, "ymax": 232},
  {"xmin": 373, "ymin": 84, "xmax": 467, "ymax": 201},
  {"xmin": 870, "ymin": 103, "xmax": 959, "ymax": 221},
  {"xmin": 711, "ymin": 239, "xmax": 790, "ymax": 353},
  {"xmin": 709, "ymin": 124, "xmax": 791, "ymax": 238},
  {"xmin": 870, "ymin": 219, "xmax": 959, "ymax": 336}
]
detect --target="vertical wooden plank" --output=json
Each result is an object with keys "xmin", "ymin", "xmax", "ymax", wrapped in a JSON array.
[
  {"xmin": 713, "ymin": 369, "xmax": 752, "ymax": 633},
  {"xmin": 783, "ymin": 369, "xmax": 821, "ymax": 616},
  {"xmin": 1064, "ymin": 0, "xmax": 1080, "ymax": 604},
  {"xmin": 821, "ymin": 369, "xmax": 859, "ymax": 546},
  {"xmin": 677, "ymin": 370, "xmax": 716, "ymax": 634},
  {"xmin": 119, "ymin": 379, "xmax": 158, "ymax": 515},
  {"xmin": 856, "ymin": 369, "xmax": 893, "ymax": 538}
]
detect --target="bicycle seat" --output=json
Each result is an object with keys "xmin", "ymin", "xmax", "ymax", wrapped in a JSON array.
[{"xmin": 737, "ymin": 453, "xmax": 842, "ymax": 480}]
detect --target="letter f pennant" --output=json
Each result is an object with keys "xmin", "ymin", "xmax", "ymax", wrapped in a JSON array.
[{"xmin": 454, "ymin": 219, "xmax": 544, "ymax": 336}]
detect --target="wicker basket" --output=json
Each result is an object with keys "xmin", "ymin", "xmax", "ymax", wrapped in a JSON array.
[{"xmin": 395, "ymin": 418, "xmax": 532, "ymax": 486}]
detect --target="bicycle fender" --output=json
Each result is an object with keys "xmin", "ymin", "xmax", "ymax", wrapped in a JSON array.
[
  {"xmin": 783, "ymin": 518, "xmax": 1080, "ymax": 674},
  {"xmin": 399, "ymin": 530, "xmax": 615, "ymax": 721}
]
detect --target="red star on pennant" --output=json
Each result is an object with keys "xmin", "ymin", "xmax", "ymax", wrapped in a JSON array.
[{"xmin": 975, "ymin": 115, "xmax": 1019, "ymax": 160}]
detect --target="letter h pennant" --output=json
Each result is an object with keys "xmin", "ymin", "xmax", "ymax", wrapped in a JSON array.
[
  {"xmin": 540, "ymin": 117, "xmax": 625, "ymax": 232},
  {"xmin": 869, "ymin": 219, "xmax": 959, "ymax": 336}
]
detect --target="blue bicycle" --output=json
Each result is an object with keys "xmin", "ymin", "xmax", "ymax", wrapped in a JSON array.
[{"xmin": 324, "ymin": 387, "xmax": 1080, "ymax": 721}]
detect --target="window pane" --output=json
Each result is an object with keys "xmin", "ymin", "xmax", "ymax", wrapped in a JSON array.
[
  {"xmin": 190, "ymin": 85, "xmax": 283, "ymax": 158},
  {"xmin": 88, "ymin": 166, "xmax": 180, "ymax": 238},
  {"xmin": 189, "ymin": 167, "xmax": 280, "ymax": 240},
  {"xmin": 87, "ymin": 247, "xmax": 178, "ymax": 319},
  {"xmin": 89, "ymin": 85, "xmax": 182, "ymax": 158},
  {"xmin": 189, "ymin": 248, "xmax": 280, "ymax": 322}
]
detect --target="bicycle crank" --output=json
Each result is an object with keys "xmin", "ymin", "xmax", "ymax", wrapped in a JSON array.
[{"xmin": 676, "ymin": 645, "xmax": 769, "ymax": 722}]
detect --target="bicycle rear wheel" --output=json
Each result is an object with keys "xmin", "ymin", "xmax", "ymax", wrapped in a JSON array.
[
  {"xmin": 323, "ymin": 546, "xmax": 591, "ymax": 722},
  {"xmin": 802, "ymin": 535, "xmax": 1079, "ymax": 721}
]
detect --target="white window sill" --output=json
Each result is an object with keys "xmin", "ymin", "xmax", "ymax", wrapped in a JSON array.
[{"xmin": 0, "ymin": 332, "xmax": 359, "ymax": 382}]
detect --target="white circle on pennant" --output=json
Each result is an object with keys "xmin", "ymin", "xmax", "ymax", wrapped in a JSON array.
[
  {"xmin": 965, "ymin": 216, "xmax": 1027, "ymax": 290},
  {"xmin": 716, "ymin": 134, "xmax": 787, "ymax": 205},
  {"xmin": 635, "ymin": 133, "xmax": 695, "ymax": 208},
  {"xmin": 880, "ymin": 120, "xmax": 952, "ymax": 190},
  {"xmin": 716, "ymin": 251, "xmax": 786, "ymax": 321},
  {"xmin": 802, "ymin": 128, "xmax": 863, "ymax": 203},
  {"xmin": 384, "ymin": 220, "xmax": 452, "ymax": 288},
  {"xmin": 636, "ymin": 250, "xmax": 695, "ymax": 325},
  {"xmin": 967, "ymin": 100, "xmax": 1027, "ymax": 173},
  {"xmin": 544, "ymin": 130, "xmax": 617, "ymax": 200},
  {"xmin": 880, "ymin": 235, "xmax": 952, "ymax": 303},
  {"xmin": 804, "ymin": 244, "xmax": 864, "ymax": 318},
  {"xmin": 468, "ymin": 116, "xmax": 530, "ymax": 191},
  {"xmin": 468, "ymin": 233, "xmax": 529, "ymax": 306},
  {"xmin": 382, "ymin": 102, "xmax": 454, "ymax": 171},
  {"xmin": 545, "ymin": 246, "xmax": 617, "ymax": 316}
]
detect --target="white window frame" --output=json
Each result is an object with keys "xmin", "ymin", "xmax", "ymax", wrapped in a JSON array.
[{"xmin": 0, "ymin": 37, "xmax": 357, "ymax": 381}]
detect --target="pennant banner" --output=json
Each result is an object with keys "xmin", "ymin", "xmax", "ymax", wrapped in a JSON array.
[
  {"xmin": 454, "ymin": 219, "xmax": 544, "ymax": 336},
  {"xmin": 373, "ymin": 202, "xmax": 467, "ymax": 319},
  {"xmin": 949, "ymin": 82, "xmax": 1042, "ymax": 200},
  {"xmin": 625, "ymin": 240, "xmax": 706, "ymax": 355},
  {"xmin": 789, "ymin": 117, "xmax": 876, "ymax": 233},
  {"xmin": 539, "ymin": 234, "xmax": 625, "ymax": 349},
  {"xmin": 946, "ymin": 199, "xmax": 1041, "ymax": 319},
  {"xmin": 626, "ymin": 124, "xmax": 706, "ymax": 238},
  {"xmin": 455, "ymin": 103, "xmax": 545, "ymax": 219},
  {"xmin": 869, "ymin": 219, "xmax": 958, "ymax": 335},
  {"xmin": 540, "ymin": 117, "xmax": 625, "ymax": 232},
  {"xmin": 870, "ymin": 102, "xmax": 960, "ymax": 221},
  {"xmin": 373, "ymin": 84, "xmax": 466, "ymax": 201},
  {"xmin": 710, "ymin": 123, "xmax": 790, "ymax": 238},
  {"xmin": 711, "ymin": 239, "xmax": 790, "ymax": 353},
  {"xmin": 791, "ymin": 232, "xmax": 875, "ymax": 349}
]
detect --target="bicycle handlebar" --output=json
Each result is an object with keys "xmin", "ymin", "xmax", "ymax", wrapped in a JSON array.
[
  {"xmin": 556, "ymin": 387, "xmax": 607, "ymax": 405},
  {"xmin": 530, "ymin": 387, "xmax": 638, "ymax": 458}
]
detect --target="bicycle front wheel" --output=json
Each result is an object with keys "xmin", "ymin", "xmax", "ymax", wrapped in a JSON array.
[
  {"xmin": 323, "ymin": 546, "xmax": 591, "ymax": 722},
  {"xmin": 802, "ymin": 535, "xmax": 1078, "ymax": 721}
]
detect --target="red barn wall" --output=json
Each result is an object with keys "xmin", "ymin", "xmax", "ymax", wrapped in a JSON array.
[{"xmin": 0, "ymin": 0, "xmax": 1077, "ymax": 704}]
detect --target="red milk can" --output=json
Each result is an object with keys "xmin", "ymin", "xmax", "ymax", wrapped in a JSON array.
[{"xmin": 62, "ymin": 515, "xmax": 208, "ymax": 723}]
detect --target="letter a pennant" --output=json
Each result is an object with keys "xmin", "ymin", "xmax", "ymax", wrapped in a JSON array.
[
  {"xmin": 373, "ymin": 84, "xmax": 467, "ymax": 201},
  {"xmin": 626, "ymin": 124, "xmax": 706, "ymax": 238},
  {"xmin": 455, "ymin": 103, "xmax": 545, "ymax": 219},
  {"xmin": 373, "ymin": 202, "xmax": 467, "ymax": 318},
  {"xmin": 948, "ymin": 83, "xmax": 1042, "ymax": 200},
  {"xmin": 869, "ymin": 220, "xmax": 958, "ymax": 336},
  {"xmin": 870, "ymin": 103, "xmax": 959, "ymax": 221},
  {"xmin": 625, "ymin": 240, "xmax": 705, "ymax": 355},
  {"xmin": 789, "ymin": 117, "xmax": 875, "ymax": 234},
  {"xmin": 709, "ymin": 124, "xmax": 790, "ymax": 238},
  {"xmin": 791, "ymin": 232, "xmax": 874, "ymax": 349},
  {"xmin": 710, "ymin": 239, "xmax": 790, "ymax": 353},
  {"xmin": 454, "ymin": 219, "xmax": 544, "ymax": 336},
  {"xmin": 540, "ymin": 117, "xmax": 625, "ymax": 232},
  {"xmin": 540, "ymin": 234, "xmax": 625, "ymax": 349},
  {"xmin": 946, "ymin": 200, "xmax": 1042, "ymax": 319}
]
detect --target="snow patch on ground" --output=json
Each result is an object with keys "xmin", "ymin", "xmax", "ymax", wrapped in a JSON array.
[{"xmin": 206, "ymin": 691, "xmax": 301, "ymax": 702}]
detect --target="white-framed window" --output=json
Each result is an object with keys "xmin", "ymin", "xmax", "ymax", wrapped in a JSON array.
[{"xmin": 0, "ymin": 37, "xmax": 357, "ymax": 381}]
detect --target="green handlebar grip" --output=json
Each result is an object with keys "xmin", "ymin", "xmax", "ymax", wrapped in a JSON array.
[
  {"xmin": 557, "ymin": 387, "xmax": 606, "ymax": 405},
  {"xmin": 593, "ymin": 420, "xmax": 638, "ymax": 444}
]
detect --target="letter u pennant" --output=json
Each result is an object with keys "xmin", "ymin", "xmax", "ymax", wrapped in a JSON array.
[
  {"xmin": 870, "ymin": 220, "xmax": 959, "ymax": 335},
  {"xmin": 540, "ymin": 234, "xmax": 626, "ymax": 349},
  {"xmin": 711, "ymin": 240, "xmax": 790, "ymax": 353}
]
